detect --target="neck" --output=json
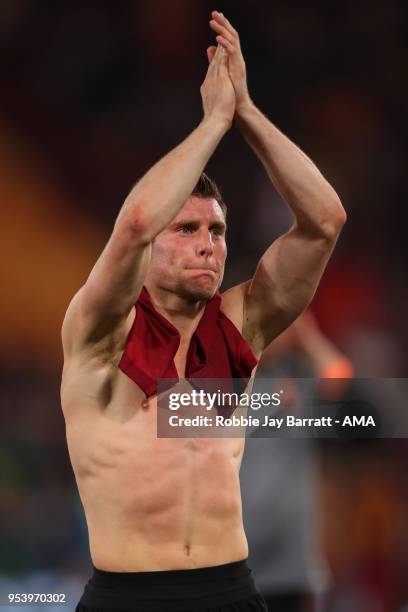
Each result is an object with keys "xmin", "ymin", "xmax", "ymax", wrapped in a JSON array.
[{"xmin": 144, "ymin": 283, "xmax": 208, "ymax": 335}]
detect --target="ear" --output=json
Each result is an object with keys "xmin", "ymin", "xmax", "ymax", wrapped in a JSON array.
[{"xmin": 206, "ymin": 45, "xmax": 217, "ymax": 64}]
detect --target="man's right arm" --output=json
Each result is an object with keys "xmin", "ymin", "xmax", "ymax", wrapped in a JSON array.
[{"xmin": 62, "ymin": 46, "xmax": 235, "ymax": 358}]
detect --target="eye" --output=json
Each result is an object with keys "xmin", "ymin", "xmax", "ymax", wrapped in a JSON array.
[
  {"xmin": 178, "ymin": 226, "xmax": 194, "ymax": 234},
  {"xmin": 210, "ymin": 227, "xmax": 223, "ymax": 236}
]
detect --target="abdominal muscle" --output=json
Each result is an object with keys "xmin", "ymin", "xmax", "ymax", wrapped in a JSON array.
[{"xmin": 65, "ymin": 373, "xmax": 248, "ymax": 572}]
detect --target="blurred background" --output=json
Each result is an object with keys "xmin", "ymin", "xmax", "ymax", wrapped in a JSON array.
[{"xmin": 0, "ymin": 0, "xmax": 408, "ymax": 610}]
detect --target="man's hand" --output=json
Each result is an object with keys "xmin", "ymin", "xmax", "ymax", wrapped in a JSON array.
[
  {"xmin": 208, "ymin": 11, "xmax": 252, "ymax": 114},
  {"xmin": 201, "ymin": 44, "xmax": 236, "ymax": 128}
]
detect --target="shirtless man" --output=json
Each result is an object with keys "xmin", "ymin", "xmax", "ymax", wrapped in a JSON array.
[{"xmin": 61, "ymin": 12, "xmax": 346, "ymax": 612}]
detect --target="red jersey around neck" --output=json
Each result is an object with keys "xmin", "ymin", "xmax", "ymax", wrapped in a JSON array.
[{"xmin": 118, "ymin": 286, "xmax": 258, "ymax": 399}]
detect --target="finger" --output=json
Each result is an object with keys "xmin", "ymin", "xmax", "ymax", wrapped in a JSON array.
[
  {"xmin": 214, "ymin": 45, "xmax": 228, "ymax": 75},
  {"xmin": 209, "ymin": 19, "xmax": 235, "ymax": 45},
  {"xmin": 215, "ymin": 35, "xmax": 234, "ymax": 55},
  {"xmin": 211, "ymin": 11, "xmax": 239, "ymax": 40},
  {"xmin": 207, "ymin": 43, "xmax": 222, "ymax": 73},
  {"xmin": 206, "ymin": 45, "xmax": 217, "ymax": 64}
]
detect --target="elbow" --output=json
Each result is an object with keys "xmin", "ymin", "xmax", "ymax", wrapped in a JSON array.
[
  {"xmin": 117, "ymin": 200, "xmax": 152, "ymax": 245},
  {"xmin": 319, "ymin": 197, "xmax": 347, "ymax": 241},
  {"xmin": 129, "ymin": 210, "xmax": 151, "ymax": 244},
  {"xmin": 296, "ymin": 197, "xmax": 347, "ymax": 242},
  {"xmin": 333, "ymin": 196, "xmax": 347, "ymax": 227}
]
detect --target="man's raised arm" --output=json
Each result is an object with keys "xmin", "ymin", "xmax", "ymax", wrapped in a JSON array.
[
  {"xmin": 62, "ymin": 46, "xmax": 235, "ymax": 356},
  {"xmin": 210, "ymin": 12, "xmax": 346, "ymax": 353}
]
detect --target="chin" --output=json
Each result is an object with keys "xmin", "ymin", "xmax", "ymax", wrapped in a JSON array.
[{"xmin": 177, "ymin": 279, "xmax": 218, "ymax": 303}]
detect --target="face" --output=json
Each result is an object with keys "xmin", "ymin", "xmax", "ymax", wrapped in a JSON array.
[{"xmin": 147, "ymin": 196, "xmax": 227, "ymax": 302}]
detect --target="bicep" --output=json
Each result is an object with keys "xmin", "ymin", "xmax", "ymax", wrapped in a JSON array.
[
  {"xmin": 245, "ymin": 225, "xmax": 337, "ymax": 351},
  {"xmin": 63, "ymin": 217, "xmax": 151, "ymax": 353}
]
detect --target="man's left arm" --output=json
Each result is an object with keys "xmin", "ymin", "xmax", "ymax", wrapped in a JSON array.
[{"xmin": 210, "ymin": 11, "xmax": 347, "ymax": 353}]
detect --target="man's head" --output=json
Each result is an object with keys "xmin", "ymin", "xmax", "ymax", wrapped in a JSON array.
[{"xmin": 147, "ymin": 173, "xmax": 227, "ymax": 303}]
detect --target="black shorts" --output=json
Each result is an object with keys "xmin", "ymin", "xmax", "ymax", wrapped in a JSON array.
[{"xmin": 75, "ymin": 559, "xmax": 267, "ymax": 612}]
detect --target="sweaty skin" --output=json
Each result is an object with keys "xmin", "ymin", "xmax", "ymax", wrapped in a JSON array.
[
  {"xmin": 61, "ymin": 12, "xmax": 345, "ymax": 573},
  {"xmin": 61, "ymin": 289, "xmax": 250, "ymax": 572}
]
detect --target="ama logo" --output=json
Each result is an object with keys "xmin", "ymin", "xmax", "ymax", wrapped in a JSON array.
[
  {"xmin": 334, "ymin": 399, "xmax": 380, "ymax": 438},
  {"xmin": 342, "ymin": 415, "xmax": 376, "ymax": 427}
]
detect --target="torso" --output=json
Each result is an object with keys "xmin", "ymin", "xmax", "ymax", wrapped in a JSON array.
[{"xmin": 61, "ymin": 291, "xmax": 256, "ymax": 571}]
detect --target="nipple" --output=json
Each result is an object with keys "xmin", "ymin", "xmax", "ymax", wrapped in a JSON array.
[{"xmin": 142, "ymin": 398, "xmax": 151, "ymax": 410}]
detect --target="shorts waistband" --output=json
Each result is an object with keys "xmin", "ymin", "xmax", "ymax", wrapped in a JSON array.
[
  {"xmin": 90, "ymin": 559, "xmax": 250, "ymax": 586},
  {"xmin": 80, "ymin": 559, "xmax": 258, "ymax": 611}
]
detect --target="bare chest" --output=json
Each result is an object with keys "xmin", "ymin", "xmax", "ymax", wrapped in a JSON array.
[{"xmin": 172, "ymin": 336, "xmax": 195, "ymax": 379}]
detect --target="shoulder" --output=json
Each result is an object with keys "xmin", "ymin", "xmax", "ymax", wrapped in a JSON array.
[
  {"xmin": 62, "ymin": 286, "xmax": 136, "ymax": 363},
  {"xmin": 61, "ymin": 287, "xmax": 84, "ymax": 355}
]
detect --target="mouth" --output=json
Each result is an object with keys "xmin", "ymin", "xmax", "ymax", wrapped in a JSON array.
[
  {"xmin": 187, "ymin": 268, "xmax": 217, "ymax": 274},
  {"xmin": 186, "ymin": 268, "xmax": 217, "ymax": 276}
]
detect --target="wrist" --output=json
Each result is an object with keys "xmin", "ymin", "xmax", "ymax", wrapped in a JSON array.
[
  {"xmin": 201, "ymin": 114, "xmax": 232, "ymax": 134},
  {"xmin": 235, "ymin": 97, "xmax": 256, "ymax": 118}
]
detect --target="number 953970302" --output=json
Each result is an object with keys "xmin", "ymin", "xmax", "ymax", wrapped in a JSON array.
[{"xmin": 7, "ymin": 592, "xmax": 67, "ymax": 604}]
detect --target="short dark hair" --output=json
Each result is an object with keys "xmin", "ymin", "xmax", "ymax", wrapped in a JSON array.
[{"xmin": 191, "ymin": 172, "xmax": 227, "ymax": 219}]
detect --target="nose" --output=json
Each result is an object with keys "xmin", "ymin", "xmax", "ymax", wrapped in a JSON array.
[{"xmin": 196, "ymin": 230, "xmax": 214, "ymax": 257}]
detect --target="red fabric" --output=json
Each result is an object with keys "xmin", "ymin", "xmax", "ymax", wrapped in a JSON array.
[{"xmin": 119, "ymin": 287, "xmax": 258, "ymax": 399}]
